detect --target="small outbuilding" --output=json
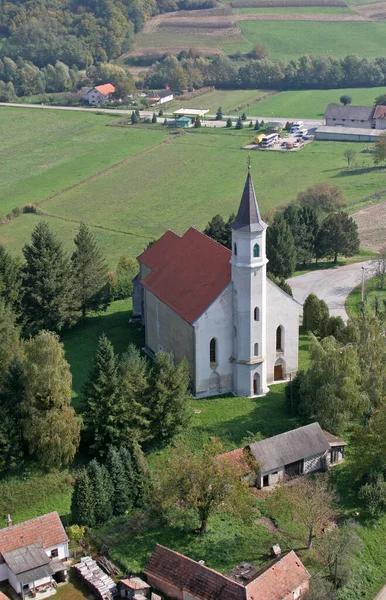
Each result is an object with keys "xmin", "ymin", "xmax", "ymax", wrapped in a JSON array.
[
  {"xmin": 173, "ymin": 108, "xmax": 209, "ymax": 119},
  {"xmin": 170, "ymin": 116, "xmax": 193, "ymax": 128},
  {"xmin": 120, "ymin": 577, "xmax": 150, "ymax": 599},
  {"xmin": 150, "ymin": 90, "xmax": 174, "ymax": 105}
]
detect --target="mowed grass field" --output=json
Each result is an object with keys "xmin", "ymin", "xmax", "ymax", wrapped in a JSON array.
[
  {"xmin": 167, "ymin": 89, "xmax": 269, "ymax": 113},
  {"xmin": 2, "ymin": 108, "xmax": 386, "ymax": 266},
  {"xmin": 239, "ymin": 20, "xmax": 386, "ymax": 60},
  {"xmin": 245, "ymin": 86, "xmax": 386, "ymax": 118},
  {"xmin": 234, "ymin": 5, "xmax": 355, "ymax": 12}
]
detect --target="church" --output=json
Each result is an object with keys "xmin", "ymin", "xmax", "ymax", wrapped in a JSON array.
[{"xmin": 133, "ymin": 170, "xmax": 301, "ymax": 398}]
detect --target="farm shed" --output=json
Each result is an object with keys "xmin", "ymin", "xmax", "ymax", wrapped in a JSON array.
[
  {"xmin": 315, "ymin": 126, "xmax": 381, "ymax": 142},
  {"xmin": 171, "ymin": 116, "xmax": 193, "ymax": 128},
  {"xmin": 324, "ymin": 104, "xmax": 375, "ymax": 128},
  {"xmin": 120, "ymin": 578, "xmax": 150, "ymax": 599},
  {"xmin": 150, "ymin": 90, "xmax": 174, "ymax": 105},
  {"xmin": 73, "ymin": 557, "xmax": 117, "ymax": 600},
  {"xmin": 173, "ymin": 108, "xmax": 209, "ymax": 118}
]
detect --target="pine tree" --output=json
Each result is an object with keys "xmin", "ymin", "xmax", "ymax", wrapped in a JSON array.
[
  {"xmin": 0, "ymin": 356, "xmax": 25, "ymax": 474},
  {"xmin": 129, "ymin": 441, "xmax": 148, "ymax": 507},
  {"xmin": 215, "ymin": 106, "xmax": 223, "ymax": 120},
  {"xmin": 83, "ymin": 334, "xmax": 122, "ymax": 457},
  {"xmin": 266, "ymin": 212, "xmax": 297, "ymax": 278},
  {"xmin": 149, "ymin": 351, "xmax": 191, "ymax": 442},
  {"xmin": 87, "ymin": 459, "xmax": 113, "ymax": 524},
  {"xmin": 226, "ymin": 118, "xmax": 232, "ymax": 128},
  {"xmin": 22, "ymin": 221, "xmax": 77, "ymax": 333},
  {"xmin": 106, "ymin": 446, "xmax": 130, "ymax": 515},
  {"xmin": 152, "ymin": 112, "xmax": 157, "ymax": 123},
  {"xmin": 119, "ymin": 447, "xmax": 136, "ymax": 508},
  {"xmin": 71, "ymin": 468, "xmax": 95, "ymax": 526},
  {"xmin": 71, "ymin": 222, "xmax": 110, "ymax": 318},
  {"xmin": 235, "ymin": 116, "xmax": 243, "ymax": 130},
  {"xmin": 118, "ymin": 345, "xmax": 151, "ymax": 442},
  {"xmin": 254, "ymin": 121, "xmax": 260, "ymax": 131},
  {"xmin": 0, "ymin": 245, "xmax": 22, "ymax": 314},
  {"xmin": 131, "ymin": 111, "xmax": 139, "ymax": 124},
  {"xmin": 0, "ymin": 298, "xmax": 20, "ymax": 381},
  {"xmin": 194, "ymin": 116, "xmax": 201, "ymax": 128},
  {"xmin": 241, "ymin": 112, "xmax": 247, "ymax": 120}
]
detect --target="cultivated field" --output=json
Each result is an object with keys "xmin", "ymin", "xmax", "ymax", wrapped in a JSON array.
[
  {"xmin": 244, "ymin": 86, "xmax": 386, "ymax": 118},
  {"xmin": 1, "ymin": 108, "xmax": 386, "ymax": 267},
  {"xmin": 352, "ymin": 198, "xmax": 386, "ymax": 253}
]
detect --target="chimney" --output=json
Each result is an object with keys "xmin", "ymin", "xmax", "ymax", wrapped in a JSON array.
[{"xmin": 7, "ymin": 514, "xmax": 12, "ymax": 527}]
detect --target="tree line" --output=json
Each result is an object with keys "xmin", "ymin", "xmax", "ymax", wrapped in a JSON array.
[{"xmin": 204, "ymin": 182, "xmax": 359, "ymax": 280}]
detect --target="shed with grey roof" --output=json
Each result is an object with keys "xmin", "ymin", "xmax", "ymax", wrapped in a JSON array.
[
  {"xmin": 248, "ymin": 422, "xmax": 332, "ymax": 489},
  {"xmin": 324, "ymin": 104, "xmax": 375, "ymax": 128}
]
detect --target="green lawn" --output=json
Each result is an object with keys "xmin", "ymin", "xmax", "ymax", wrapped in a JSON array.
[
  {"xmin": 245, "ymin": 86, "xmax": 386, "ymax": 119},
  {"xmin": 0, "ymin": 108, "xmax": 168, "ymax": 217},
  {"xmin": 239, "ymin": 20, "xmax": 386, "ymax": 60},
  {"xmin": 167, "ymin": 89, "xmax": 269, "ymax": 114},
  {"xmin": 345, "ymin": 274, "xmax": 386, "ymax": 318}
]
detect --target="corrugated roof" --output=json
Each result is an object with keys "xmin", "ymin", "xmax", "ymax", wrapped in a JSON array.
[
  {"xmin": 248, "ymin": 423, "xmax": 330, "ymax": 473},
  {"xmin": 17, "ymin": 565, "xmax": 53, "ymax": 585},
  {"xmin": 94, "ymin": 83, "xmax": 116, "ymax": 95},
  {"xmin": 0, "ymin": 512, "xmax": 68, "ymax": 556},
  {"xmin": 323, "ymin": 430, "xmax": 347, "ymax": 448},
  {"xmin": 139, "ymin": 227, "xmax": 231, "ymax": 325},
  {"xmin": 373, "ymin": 105, "xmax": 386, "ymax": 119},
  {"xmin": 3, "ymin": 543, "xmax": 49, "ymax": 574},
  {"xmin": 144, "ymin": 545, "xmax": 247, "ymax": 600},
  {"xmin": 324, "ymin": 104, "xmax": 375, "ymax": 120},
  {"xmin": 231, "ymin": 172, "xmax": 267, "ymax": 233},
  {"xmin": 246, "ymin": 551, "xmax": 310, "ymax": 600}
]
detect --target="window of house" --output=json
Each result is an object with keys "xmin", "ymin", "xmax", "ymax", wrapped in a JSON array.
[
  {"xmin": 210, "ymin": 338, "xmax": 217, "ymax": 363},
  {"xmin": 51, "ymin": 549, "xmax": 59, "ymax": 558},
  {"xmin": 276, "ymin": 326, "xmax": 283, "ymax": 351},
  {"xmin": 254, "ymin": 343, "xmax": 258, "ymax": 356},
  {"xmin": 234, "ymin": 243, "xmax": 237, "ymax": 256},
  {"xmin": 253, "ymin": 243, "xmax": 260, "ymax": 258},
  {"xmin": 254, "ymin": 307, "xmax": 259, "ymax": 321}
]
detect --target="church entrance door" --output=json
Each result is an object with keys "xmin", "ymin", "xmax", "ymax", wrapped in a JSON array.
[
  {"xmin": 274, "ymin": 364, "xmax": 283, "ymax": 381},
  {"xmin": 253, "ymin": 373, "xmax": 260, "ymax": 395}
]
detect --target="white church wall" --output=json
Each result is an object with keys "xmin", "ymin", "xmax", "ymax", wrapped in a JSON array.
[
  {"xmin": 266, "ymin": 280, "xmax": 300, "ymax": 384},
  {"xmin": 194, "ymin": 285, "xmax": 233, "ymax": 396},
  {"xmin": 145, "ymin": 290, "xmax": 194, "ymax": 375}
]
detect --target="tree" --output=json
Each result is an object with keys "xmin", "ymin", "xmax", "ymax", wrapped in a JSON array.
[
  {"xmin": 23, "ymin": 331, "xmax": 81, "ymax": 470},
  {"xmin": 71, "ymin": 469, "xmax": 95, "ymax": 527},
  {"xmin": 226, "ymin": 118, "xmax": 232, "ymax": 128},
  {"xmin": 241, "ymin": 112, "xmax": 247, "ymax": 120},
  {"xmin": 118, "ymin": 345, "xmax": 151, "ymax": 442},
  {"xmin": 359, "ymin": 473, "xmax": 386, "ymax": 517},
  {"xmin": 317, "ymin": 522, "xmax": 361, "ymax": 589},
  {"xmin": 351, "ymin": 407, "xmax": 386, "ymax": 481},
  {"xmin": 83, "ymin": 334, "xmax": 122, "ymax": 457},
  {"xmin": 303, "ymin": 294, "xmax": 329, "ymax": 336},
  {"xmin": 109, "ymin": 255, "xmax": 138, "ymax": 300},
  {"xmin": 153, "ymin": 438, "xmax": 254, "ymax": 534},
  {"xmin": 215, "ymin": 106, "xmax": 223, "ymax": 120},
  {"xmin": 297, "ymin": 183, "xmax": 346, "ymax": 214},
  {"xmin": 158, "ymin": 108, "xmax": 163, "ymax": 116},
  {"xmin": 0, "ymin": 245, "xmax": 22, "ymax": 314},
  {"xmin": 250, "ymin": 44, "xmax": 267, "ymax": 59},
  {"xmin": 118, "ymin": 446, "xmax": 137, "ymax": 509},
  {"xmin": 375, "ymin": 93, "xmax": 386, "ymax": 106},
  {"xmin": 373, "ymin": 131, "xmax": 386, "ymax": 165},
  {"xmin": 283, "ymin": 204, "xmax": 319, "ymax": 266},
  {"xmin": 373, "ymin": 246, "xmax": 386, "ymax": 289},
  {"xmin": 267, "ymin": 272, "xmax": 293, "ymax": 296},
  {"xmin": 22, "ymin": 221, "xmax": 77, "ymax": 333},
  {"xmin": 340, "ymin": 95, "xmax": 352, "ymax": 105},
  {"xmin": 194, "ymin": 116, "xmax": 201, "ymax": 128},
  {"xmin": 304, "ymin": 578, "xmax": 337, "ymax": 600},
  {"xmin": 204, "ymin": 214, "xmax": 228, "ymax": 248},
  {"xmin": 148, "ymin": 351, "xmax": 191, "ymax": 443},
  {"xmin": 0, "ymin": 299, "xmax": 20, "ymax": 380},
  {"xmin": 131, "ymin": 111, "xmax": 139, "ymax": 124},
  {"xmin": 343, "ymin": 148, "xmax": 356, "ymax": 169},
  {"xmin": 254, "ymin": 120, "xmax": 260, "ymax": 131},
  {"xmin": 151, "ymin": 112, "xmax": 157, "ymax": 123},
  {"xmin": 266, "ymin": 212, "xmax": 296, "ymax": 278},
  {"xmin": 0, "ymin": 355, "xmax": 24, "ymax": 474},
  {"xmin": 106, "ymin": 446, "xmax": 131, "ymax": 515},
  {"xmin": 71, "ymin": 222, "xmax": 110, "ymax": 318},
  {"xmin": 87, "ymin": 459, "xmax": 113, "ymax": 524},
  {"xmin": 316, "ymin": 212, "xmax": 359, "ymax": 264},
  {"xmin": 235, "ymin": 116, "xmax": 243, "ymax": 130}
]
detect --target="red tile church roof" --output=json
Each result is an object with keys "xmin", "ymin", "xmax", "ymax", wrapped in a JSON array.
[
  {"xmin": 0, "ymin": 512, "xmax": 68, "ymax": 557},
  {"xmin": 138, "ymin": 227, "xmax": 231, "ymax": 325}
]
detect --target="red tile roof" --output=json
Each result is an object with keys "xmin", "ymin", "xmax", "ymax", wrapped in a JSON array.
[
  {"xmin": 94, "ymin": 83, "xmax": 116, "ymax": 95},
  {"xmin": 138, "ymin": 227, "xmax": 231, "ymax": 324},
  {"xmin": 144, "ymin": 545, "xmax": 247, "ymax": 600},
  {"xmin": 0, "ymin": 512, "xmax": 68, "ymax": 557},
  {"xmin": 0, "ymin": 592, "xmax": 10, "ymax": 600},
  {"xmin": 373, "ymin": 105, "xmax": 386, "ymax": 119},
  {"xmin": 246, "ymin": 551, "xmax": 310, "ymax": 600}
]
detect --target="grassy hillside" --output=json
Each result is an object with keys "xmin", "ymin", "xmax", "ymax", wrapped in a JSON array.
[{"xmin": 239, "ymin": 20, "xmax": 386, "ymax": 60}]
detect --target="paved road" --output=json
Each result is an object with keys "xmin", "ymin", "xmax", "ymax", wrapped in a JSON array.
[
  {"xmin": 375, "ymin": 584, "xmax": 386, "ymax": 600},
  {"xmin": 288, "ymin": 261, "xmax": 374, "ymax": 321}
]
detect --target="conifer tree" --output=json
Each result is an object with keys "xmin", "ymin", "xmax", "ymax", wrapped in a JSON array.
[
  {"xmin": 131, "ymin": 111, "xmax": 139, "ymax": 124},
  {"xmin": 22, "ymin": 221, "xmax": 77, "ymax": 333},
  {"xmin": 106, "ymin": 446, "xmax": 130, "ymax": 515},
  {"xmin": 83, "ymin": 334, "xmax": 122, "ymax": 457},
  {"xmin": 151, "ymin": 112, "xmax": 157, "ymax": 123},
  {"xmin": 149, "ymin": 351, "xmax": 191, "ymax": 442},
  {"xmin": 226, "ymin": 118, "xmax": 232, "ymax": 128},
  {"xmin": 0, "ymin": 356, "xmax": 25, "ymax": 474},
  {"xmin": 119, "ymin": 446, "xmax": 136, "ymax": 508},
  {"xmin": 254, "ymin": 120, "xmax": 260, "ymax": 131},
  {"xmin": 194, "ymin": 116, "xmax": 201, "ymax": 128},
  {"xmin": 118, "ymin": 345, "xmax": 151, "ymax": 442},
  {"xmin": 87, "ymin": 459, "xmax": 113, "ymax": 524},
  {"xmin": 71, "ymin": 222, "xmax": 110, "ymax": 318},
  {"xmin": 0, "ymin": 245, "xmax": 22, "ymax": 314},
  {"xmin": 215, "ymin": 106, "xmax": 223, "ymax": 120},
  {"xmin": 266, "ymin": 212, "xmax": 296, "ymax": 278},
  {"xmin": 0, "ymin": 298, "xmax": 20, "ymax": 380},
  {"xmin": 129, "ymin": 441, "xmax": 148, "ymax": 507},
  {"xmin": 71, "ymin": 468, "xmax": 95, "ymax": 527},
  {"xmin": 235, "ymin": 116, "xmax": 243, "ymax": 130}
]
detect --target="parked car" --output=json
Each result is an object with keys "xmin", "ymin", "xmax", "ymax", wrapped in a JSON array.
[{"xmin": 303, "ymin": 135, "xmax": 310, "ymax": 140}]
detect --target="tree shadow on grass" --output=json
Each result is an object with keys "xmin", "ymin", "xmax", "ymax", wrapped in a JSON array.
[{"xmin": 332, "ymin": 165, "xmax": 385, "ymax": 178}]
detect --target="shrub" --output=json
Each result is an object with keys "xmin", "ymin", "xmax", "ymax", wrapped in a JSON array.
[
  {"xmin": 359, "ymin": 474, "xmax": 386, "ymax": 517},
  {"xmin": 23, "ymin": 204, "xmax": 39, "ymax": 214}
]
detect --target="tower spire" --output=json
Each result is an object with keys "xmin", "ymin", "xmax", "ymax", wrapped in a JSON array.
[{"xmin": 231, "ymin": 166, "xmax": 267, "ymax": 233}]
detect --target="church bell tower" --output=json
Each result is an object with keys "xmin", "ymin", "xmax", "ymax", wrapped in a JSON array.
[{"xmin": 230, "ymin": 164, "xmax": 269, "ymax": 396}]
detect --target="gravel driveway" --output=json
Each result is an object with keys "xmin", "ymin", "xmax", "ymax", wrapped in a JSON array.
[{"xmin": 288, "ymin": 261, "xmax": 374, "ymax": 321}]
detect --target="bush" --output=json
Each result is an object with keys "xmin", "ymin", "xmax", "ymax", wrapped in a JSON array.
[
  {"xmin": 303, "ymin": 293, "xmax": 329, "ymax": 336},
  {"xmin": 359, "ymin": 474, "xmax": 386, "ymax": 517},
  {"xmin": 23, "ymin": 203, "xmax": 39, "ymax": 214}
]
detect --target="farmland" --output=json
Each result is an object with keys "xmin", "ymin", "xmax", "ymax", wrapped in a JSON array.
[
  {"xmin": 1, "ymin": 108, "xmax": 386, "ymax": 266},
  {"xmin": 167, "ymin": 89, "xmax": 270, "ymax": 113}
]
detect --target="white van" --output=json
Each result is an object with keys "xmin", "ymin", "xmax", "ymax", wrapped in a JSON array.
[{"xmin": 294, "ymin": 121, "xmax": 304, "ymax": 128}]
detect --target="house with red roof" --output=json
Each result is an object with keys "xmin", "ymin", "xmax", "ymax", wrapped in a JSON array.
[
  {"xmin": 133, "ymin": 169, "xmax": 301, "ymax": 397},
  {"xmin": 85, "ymin": 83, "xmax": 116, "ymax": 105},
  {"xmin": 144, "ymin": 545, "xmax": 310, "ymax": 600},
  {"xmin": 0, "ymin": 512, "xmax": 69, "ymax": 598}
]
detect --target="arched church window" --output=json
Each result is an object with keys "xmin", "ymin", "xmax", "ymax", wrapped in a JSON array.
[
  {"xmin": 253, "ymin": 243, "xmax": 260, "ymax": 258},
  {"xmin": 254, "ymin": 307, "xmax": 259, "ymax": 321},
  {"xmin": 276, "ymin": 326, "xmax": 283, "ymax": 351},
  {"xmin": 234, "ymin": 243, "xmax": 237, "ymax": 256},
  {"xmin": 254, "ymin": 343, "xmax": 259, "ymax": 356},
  {"xmin": 210, "ymin": 338, "xmax": 217, "ymax": 363}
]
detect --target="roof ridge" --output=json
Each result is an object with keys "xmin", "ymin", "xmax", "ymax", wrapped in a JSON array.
[
  {"xmin": 185, "ymin": 227, "xmax": 232, "ymax": 254},
  {"xmin": 0, "ymin": 511, "xmax": 59, "ymax": 533}
]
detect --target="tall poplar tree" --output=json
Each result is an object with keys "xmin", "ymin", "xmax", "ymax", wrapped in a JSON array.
[
  {"xmin": 267, "ymin": 212, "xmax": 297, "ymax": 278},
  {"xmin": 71, "ymin": 468, "xmax": 95, "ymax": 527},
  {"xmin": 22, "ymin": 221, "xmax": 77, "ymax": 333},
  {"xmin": 83, "ymin": 334, "xmax": 122, "ymax": 457},
  {"xmin": 71, "ymin": 222, "xmax": 110, "ymax": 318}
]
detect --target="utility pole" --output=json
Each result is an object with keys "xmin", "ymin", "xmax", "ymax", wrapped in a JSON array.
[{"xmin": 361, "ymin": 266, "xmax": 365, "ymax": 307}]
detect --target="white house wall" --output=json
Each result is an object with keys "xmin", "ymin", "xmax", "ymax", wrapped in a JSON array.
[
  {"xmin": 257, "ymin": 467, "xmax": 284, "ymax": 489},
  {"xmin": 325, "ymin": 118, "xmax": 372, "ymax": 128},
  {"xmin": 45, "ymin": 542, "xmax": 69, "ymax": 560},
  {"xmin": 266, "ymin": 280, "xmax": 300, "ymax": 383},
  {"xmin": 194, "ymin": 285, "xmax": 233, "ymax": 397}
]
